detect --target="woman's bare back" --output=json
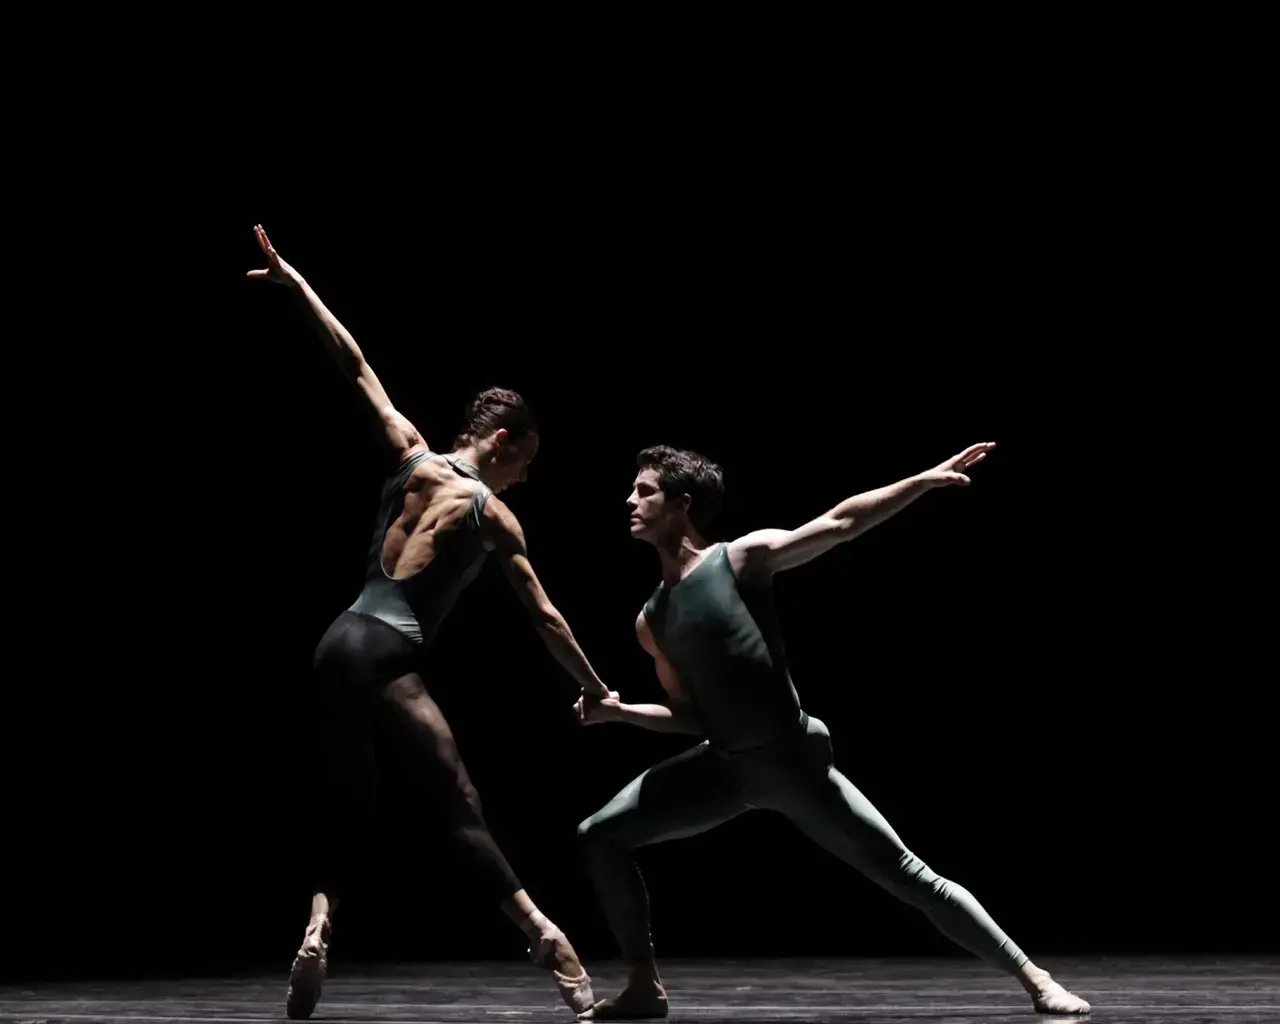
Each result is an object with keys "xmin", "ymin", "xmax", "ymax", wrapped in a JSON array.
[{"xmin": 380, "ymin": 456, "xmax": 490, "ymax": 580}]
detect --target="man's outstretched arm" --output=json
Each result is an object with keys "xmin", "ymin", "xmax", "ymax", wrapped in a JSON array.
[
  {"xmin": 486, "ymin": 498, "xmax": 612, "ymax": 698},
  {"xmin": 247, "ymin": 224, "xmax": 426, "ymax": 459},
  {"xmin": 729, "ymin": 441, "xmax": 997, "ymax": 579}
]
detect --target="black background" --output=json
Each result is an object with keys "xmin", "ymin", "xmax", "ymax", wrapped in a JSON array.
[{"xmin": 9, "ymin": 16, "xmax": 1274, "ymax": 980}]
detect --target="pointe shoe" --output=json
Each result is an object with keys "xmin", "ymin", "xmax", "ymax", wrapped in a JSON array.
[
  {"xmin": 286, "ymin": 916, "xmax": 331, "ymax": 1020},
  {"xmin": 529, "ymin": 929, "xmax": 596, "ymax": 1015}
]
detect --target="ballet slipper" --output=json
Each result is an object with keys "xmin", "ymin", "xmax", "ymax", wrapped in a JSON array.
[{"xmin": 1032, "ymin": 977, "xmax": 1092, "ymax": 1015}]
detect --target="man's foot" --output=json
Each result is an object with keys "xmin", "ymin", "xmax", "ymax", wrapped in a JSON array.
[
  {"xmin": 578, "ymin": 977, "xmax": 669, "ymax": 1021},
  {"xmin": 1024, "ymin": 967, "xmax": 1091, "ymax": 1015},
  {"xmin": 286, "ymin": 915, "xmax": 331, "ymax": 1020},
  {"xmin": 529, "ymin": 927, "xmax": 596, "ymax": 1016}
]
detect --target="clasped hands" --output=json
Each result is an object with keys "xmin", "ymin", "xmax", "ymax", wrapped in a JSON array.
[{"xmin": 574, "ymin": 688, "xmax": 622, "ymax": 726}]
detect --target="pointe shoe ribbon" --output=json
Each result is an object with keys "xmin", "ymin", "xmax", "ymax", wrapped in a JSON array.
[{"xmin": 529, "ymin": 932, "xmax": 596, "ymax": 1016}]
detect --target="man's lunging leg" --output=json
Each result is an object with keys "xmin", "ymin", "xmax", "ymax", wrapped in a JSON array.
[
  {"xmin": 576, "ymin": 743, "xmax": 747, "ymax": 1020},
  {"xmin": 774, "ymin": 720, "xmax": 1090, "ymax": 1015}
]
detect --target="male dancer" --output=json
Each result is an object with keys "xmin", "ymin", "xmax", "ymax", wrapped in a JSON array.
[
  {"xmin": 574, "ymin": 443, "xmax": 1091, "ymax": 1018},
  {"xmin": 248, "ymin": 226, "xmax": 610, "ymax": 1019}
]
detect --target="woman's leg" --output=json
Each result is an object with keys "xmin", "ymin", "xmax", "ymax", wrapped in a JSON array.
[
  {"xmin": 375, "ymin": 671, "xmax": 596, "ymax": 1015},
  {"xmin": 287, "ymin": 614, "xmax": 381, "ymax": 1020}
]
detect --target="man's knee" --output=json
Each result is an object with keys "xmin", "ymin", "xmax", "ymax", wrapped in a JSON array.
[
  {"xmin": 577, "ymin": 811, "xmax": 622, "ymax": 852},
  {"xmin": 885, "ymin": 850, "xmax": 958, "ymax": 907},
  {"xmin": 576, "ymin": 815, "xmax": 600, "ymax": 845}
]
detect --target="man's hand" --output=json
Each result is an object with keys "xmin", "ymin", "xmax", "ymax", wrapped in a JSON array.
[
  {"xmin": 574, "ymin": 690, "xmax": 622, "ymax": 726},
  {"xmin": 917, "ymin": 441, "xmax": 997, "ymax": 488},
  {"xmin": 729, "ymin": 440, "xmax": 999, "ymax": 578},
  {"xmin": 246, "ymin": 224, "xmax": 302, "ymax": 287}
]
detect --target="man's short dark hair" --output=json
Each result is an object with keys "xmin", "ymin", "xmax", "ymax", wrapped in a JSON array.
[
  {"xmin": 454, "ymin": 387, "xmax": 537, "ymax": 448},
  {"xmin": 636, "ymin": 445, "xmax": 725, "ymax": 535}
]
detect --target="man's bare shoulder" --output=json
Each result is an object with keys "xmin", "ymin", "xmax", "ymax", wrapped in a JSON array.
[{"xmin": 723, "ymin": 531, "xmax": 784, "ymax": 583}]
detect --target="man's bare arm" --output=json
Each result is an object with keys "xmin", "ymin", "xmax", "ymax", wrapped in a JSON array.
[
  {"xmin": 729, "ymin": 442, "xmax": 997, "ymax": 579},
  {"xmin": 486, "ymin": 498, "xmax": 611, "ymax": 697},
  {"xmin": 591, "ymin": 699, "xmax": 703, "ymax": 733},
  {"xmin": 247, "ymin": 225, "xmax": 426, "ymax": 459},
  {"xmin": 582, "ymin": 613, "xmax": 702, "ymax": 734}
]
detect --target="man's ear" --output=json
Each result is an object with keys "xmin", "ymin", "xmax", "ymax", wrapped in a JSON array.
[{"xmin": 492, "ymin": 427, "xmax": 510, "ymax": 448}]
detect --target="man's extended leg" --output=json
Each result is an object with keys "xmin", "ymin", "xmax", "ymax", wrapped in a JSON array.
[
  {"xmin": 576, "ymin": 742, "xmax": 749, "ymax": 1020},
  {"xmin": 764, "ymin": 718, "xmax": 1090, "ymax": 1015}
]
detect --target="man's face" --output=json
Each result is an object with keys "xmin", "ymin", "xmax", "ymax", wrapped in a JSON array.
[{"xmin": 627, "ymin": 467, "xmax": 684, "ymax": 542}]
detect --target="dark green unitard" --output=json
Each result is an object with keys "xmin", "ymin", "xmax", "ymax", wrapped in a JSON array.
[{"xmin": 577, "ymin": 544, "xmax": 1028, "ymax": 971}]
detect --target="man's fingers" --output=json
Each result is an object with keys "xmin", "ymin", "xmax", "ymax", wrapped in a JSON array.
[
  {"xmin": 950, "ymin": 441, "xmax": 996, "ymax": 470},
  {"xmin": 246, "ymin": 269, "xmax": 270, "ymax": 279}
]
